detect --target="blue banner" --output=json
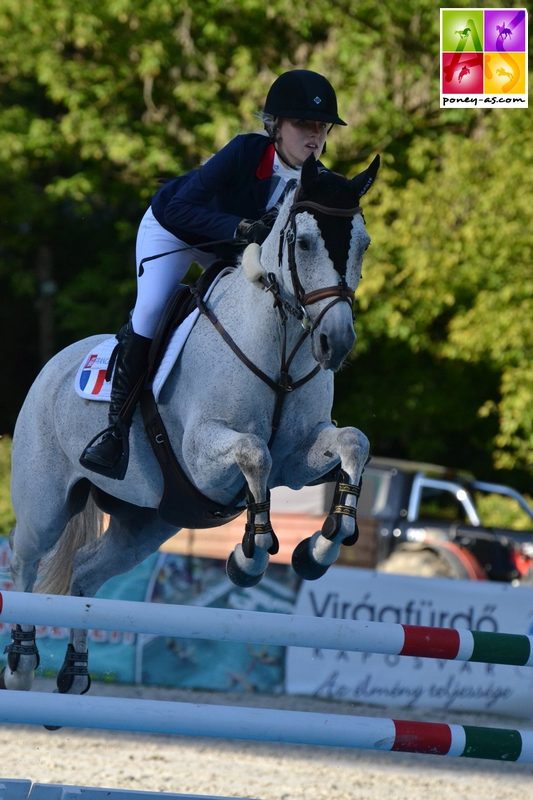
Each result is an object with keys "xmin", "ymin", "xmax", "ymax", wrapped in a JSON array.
[{"xmin": 0, "ymin": 541, "xmax": 299, "ymax": 691}]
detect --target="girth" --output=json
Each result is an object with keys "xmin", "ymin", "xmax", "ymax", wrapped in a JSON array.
[
  {"xmin": 140, "ymin": 390, "xmax": 246, "ymax": 529},
  {"xmin": 117, "ymin": 261, "xmax": 247, "ymax": 529}
]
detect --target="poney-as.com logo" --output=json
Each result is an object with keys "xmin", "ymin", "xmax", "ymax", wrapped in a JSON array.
[{"xmin": 440, "ymin": 8, "xmax": 528, "ymax": 108}]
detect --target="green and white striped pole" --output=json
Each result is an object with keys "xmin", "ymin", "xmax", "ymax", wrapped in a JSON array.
[
  {"xmin": 0, "ymin": 591, "xmax": 532, "ymax": 667},
  {"xmin": 0, "ymin": 691, "xmax": 531, "ymax": 763}
]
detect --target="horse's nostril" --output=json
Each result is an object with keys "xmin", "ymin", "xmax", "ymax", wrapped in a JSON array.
[{"xmin": 320, "ymin": 333, "xmax": 329, "ymax": 353}]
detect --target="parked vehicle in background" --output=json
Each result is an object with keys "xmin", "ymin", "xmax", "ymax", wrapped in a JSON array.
[
  {"xmin": 162, "ymin": 456, "xmax": 533, "ymax": 584},
  {"xmin": 347, "ymin": 457, "xmax": 533, "ymax": 583}
]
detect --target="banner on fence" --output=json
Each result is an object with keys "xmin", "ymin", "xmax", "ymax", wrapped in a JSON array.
[
  {"xmin": 2, "ymin": 540, "xmax": 533, "ymax": 716},
  {"xmin": 286, "ymin": 566, "xmax": 533, "ymax": 717}
]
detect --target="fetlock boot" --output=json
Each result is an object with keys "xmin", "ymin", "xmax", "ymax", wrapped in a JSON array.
[{"xmin": 79, "ymin": 321, "xmax": 152, "ymax": 479}]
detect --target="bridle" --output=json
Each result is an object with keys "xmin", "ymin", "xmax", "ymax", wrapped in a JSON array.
[
  {"xmin": 277, "ymin": 198, "xmax": 362, "ymax": 328},
  {"xmin": 196, "ymin": 195, "xmax": 364, "ymax": 446}
]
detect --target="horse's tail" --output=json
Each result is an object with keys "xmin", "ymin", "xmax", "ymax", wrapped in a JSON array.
[{"xmin": 36, "ymin": 493, "xmax": 107, "ymax": 596}]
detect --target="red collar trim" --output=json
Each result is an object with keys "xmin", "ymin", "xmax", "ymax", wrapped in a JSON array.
[{"xmin": 256, "ymin": 143, "xmax": 275, "ymax": 180}]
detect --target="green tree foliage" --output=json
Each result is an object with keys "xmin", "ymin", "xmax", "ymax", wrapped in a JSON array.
[
  {"xmin": 0, "ymin": 0, "xmax": 530, "ymax": 488},
  {"xmin": 0, "ymin": 437, "xmax": 15, "ymax": 534},
  {"xmin": 340, "ymin": 110, "xmax": 532, "ymax": 479}
]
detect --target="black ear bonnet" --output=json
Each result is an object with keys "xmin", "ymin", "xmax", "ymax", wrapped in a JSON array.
[{"xmin": 293, "ymin": 155, "xmax": 380, "ymax": 277}]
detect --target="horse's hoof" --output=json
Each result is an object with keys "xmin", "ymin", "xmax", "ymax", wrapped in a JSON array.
[
  {"xmin": 44, "ymin": 674, "xmax": 91, "ymax": 731},
  {"xmin": 226, "ymin": 552, "xmax": 264, "ymax": 587},
  {"xmin": 0, "ymin": 666, "xmax": 35, "ymax": 692},
  {"xmin": 45, "ymin": 687, "xmax": 90, "ymax": 729},
  {"xmin": 292, "ymin": 538, "xmax": 330, "ymax": 581}
]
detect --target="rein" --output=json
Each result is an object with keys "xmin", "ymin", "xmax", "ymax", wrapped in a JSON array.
[
  {"xmin": 195, "ymin": 196, "xmax": 362, "ymax": 447},
  {"xmin": 194, "ymin": 289, "xmax": 320, "ymax": 446},
  {"xmin": 137, "ymin": 237, "xmax": 243, "ymax": 277}
]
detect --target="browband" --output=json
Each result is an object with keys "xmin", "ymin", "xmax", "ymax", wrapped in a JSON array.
[{"xmin": 290, "ymin": 200, "xmax": 362, "ymax": 218}]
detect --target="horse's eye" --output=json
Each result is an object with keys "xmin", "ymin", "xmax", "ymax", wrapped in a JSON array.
[{"xmin": 297, "ymin": 237, "xmax": 310, "ymax": 251}]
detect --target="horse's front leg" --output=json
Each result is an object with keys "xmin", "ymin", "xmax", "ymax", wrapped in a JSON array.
[
  {"xmin": 190, "ymin": 425, "xmax": 275, "ymax": 587},
  {"xmin": 283, "ymin": 423, "xmax": 370, "ymax": 580},
  {"xmin": 226, "ymin": 434, "xmax": 278, "ymax": 587}
]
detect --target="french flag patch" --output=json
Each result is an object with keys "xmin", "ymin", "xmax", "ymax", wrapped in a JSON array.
[
  {"xmin": 75, "ymin": 338, "xmax": 117, "ymax": 402},
  {"xmin": 79, "ymin": 361, "xmax": 108, "ymax": 395}
]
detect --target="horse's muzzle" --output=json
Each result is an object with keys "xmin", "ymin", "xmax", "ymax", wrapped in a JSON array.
[{"xmin": 312, "ymin": 319, "xmax": 356, "ymax": 371}]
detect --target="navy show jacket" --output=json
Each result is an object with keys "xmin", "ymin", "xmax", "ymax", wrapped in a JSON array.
[{"xmin": 151, "ymin": 133, "xmax": 278, "ymax": 253}]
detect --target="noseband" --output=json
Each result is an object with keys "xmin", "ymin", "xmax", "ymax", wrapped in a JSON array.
[{"xmin": 278, "ymin": 199, "xmax": 362, "ymax": 317}]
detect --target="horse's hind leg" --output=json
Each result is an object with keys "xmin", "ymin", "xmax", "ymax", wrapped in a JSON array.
[
  {"xmin": 2, "ymin": 542, "xmax": 43, "ymax": 689},
  {"xmin": 0, "ymin": 544, "xmax": 40, "ymax": 690},
  {"xmin": 69, "ymin": 503, "xmax": 176, "ymax": 598},
  {"xmin": 0, "ymin": 614, "xmax": 40, "ymax": 691},
  {"xmin": 54, "ymin": 502, "xmax": 177, "ymax": 694},
  {"xmin": 2, "ymin": 480, "xmax": 91, "ymax": 692}
]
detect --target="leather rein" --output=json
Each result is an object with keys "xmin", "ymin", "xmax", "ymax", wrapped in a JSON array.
[{"xmin": 195, "ymin": 197, "xmax": 362, "ymax": 445}]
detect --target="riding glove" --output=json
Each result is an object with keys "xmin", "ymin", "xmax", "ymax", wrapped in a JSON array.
[{"xmin": 235, "ymin": 209, "xmax": 277, "ymax": 245}]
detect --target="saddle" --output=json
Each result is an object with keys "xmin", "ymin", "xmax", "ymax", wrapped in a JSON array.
[
  {"xmin": 146, "ymin": 260, "xmax": 230, "ymax": 381},
  {"xmin": 139, "ymin": 261, "xmax": 247, "ymax": 529}
]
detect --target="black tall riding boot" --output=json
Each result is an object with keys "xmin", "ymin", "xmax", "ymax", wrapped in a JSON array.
[{"xmin": 79, "ymin": 322, "xmax": 152, "ymax": 480}]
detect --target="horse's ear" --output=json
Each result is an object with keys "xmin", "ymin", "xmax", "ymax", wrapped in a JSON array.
[
  {"xmin": 351, "ymin": 154, "xmax": 380, "ymax": 199},
  {"xmin": 300, "ymin": 153, "xmax": 320, "ymax": 193}
]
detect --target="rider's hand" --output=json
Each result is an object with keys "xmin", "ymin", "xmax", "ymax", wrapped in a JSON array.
[{"xmin": 235, "ymin": 210, "xmax": 277, "ymax": 245}]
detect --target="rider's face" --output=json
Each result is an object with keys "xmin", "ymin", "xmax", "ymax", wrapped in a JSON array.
[{"xmin": 276, "ymin": 119, "xmax": 328, "ymax": 168}]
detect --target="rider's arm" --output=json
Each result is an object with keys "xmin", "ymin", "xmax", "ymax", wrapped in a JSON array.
[{"xmin": 162, "ymin": 135, "xmax": 250, "ymax": 241}]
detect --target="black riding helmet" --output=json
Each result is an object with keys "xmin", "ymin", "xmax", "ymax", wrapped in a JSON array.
[{"xmin": 264, "ymin": 70, "xmax": 347, "ymax": 126}]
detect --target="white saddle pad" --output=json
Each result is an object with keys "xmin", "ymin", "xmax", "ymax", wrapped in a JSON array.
[{"xmin": 75, "ymin": 269, "xmax": 232, "ymax": 403}]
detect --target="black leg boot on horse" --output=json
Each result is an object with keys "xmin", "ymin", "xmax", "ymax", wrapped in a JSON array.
[{"xmin": 79, "ymin": 320, "xmax": 152, "ymax": 480}]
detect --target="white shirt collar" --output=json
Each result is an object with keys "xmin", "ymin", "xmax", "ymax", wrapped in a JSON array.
[{"xmin": 272, "ymin": 151, "xmax": 301, "ymax": 181}]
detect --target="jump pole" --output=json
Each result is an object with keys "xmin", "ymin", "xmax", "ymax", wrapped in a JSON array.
[
  {"xmin": 1, "ymin": 690, "xmax": 532, "ymax": 763},
  {"xmin": 0, "ymin": 590, "xmax": 532, "ymax": 667}
]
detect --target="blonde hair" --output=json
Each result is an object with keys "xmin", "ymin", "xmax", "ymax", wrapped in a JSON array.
[{"xmin": 255, "ymin": 111, "xmax": 278, "ymax": 140}]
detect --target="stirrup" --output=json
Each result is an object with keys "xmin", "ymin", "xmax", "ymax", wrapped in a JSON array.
[{"xmin": 79, "ymin": 424, "xmax": 129, "ymax": 480}]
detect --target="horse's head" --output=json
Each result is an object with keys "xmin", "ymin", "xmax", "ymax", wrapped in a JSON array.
[{"xmin": 271, "ymin": 153, "xmax": 379, "ymax": 371}]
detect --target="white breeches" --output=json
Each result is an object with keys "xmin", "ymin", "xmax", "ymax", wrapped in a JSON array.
[{"xmin": 132, "ymin": 207, "xmax": 217, "ymax": 338}]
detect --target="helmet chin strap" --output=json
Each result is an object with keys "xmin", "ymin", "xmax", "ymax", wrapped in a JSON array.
[{"xmin": 274, "ymin": 145, "xmax": 301, "ymax": 171}]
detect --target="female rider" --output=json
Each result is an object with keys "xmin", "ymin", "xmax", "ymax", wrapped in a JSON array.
[{"xmin": 80, "ymin": 69, "xmax": 347, "ymax": 479}]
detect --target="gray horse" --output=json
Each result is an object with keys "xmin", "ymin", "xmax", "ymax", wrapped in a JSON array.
[{"xmin": 4, "ymin": 153, "xmax": 379, "ymax": 695}]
